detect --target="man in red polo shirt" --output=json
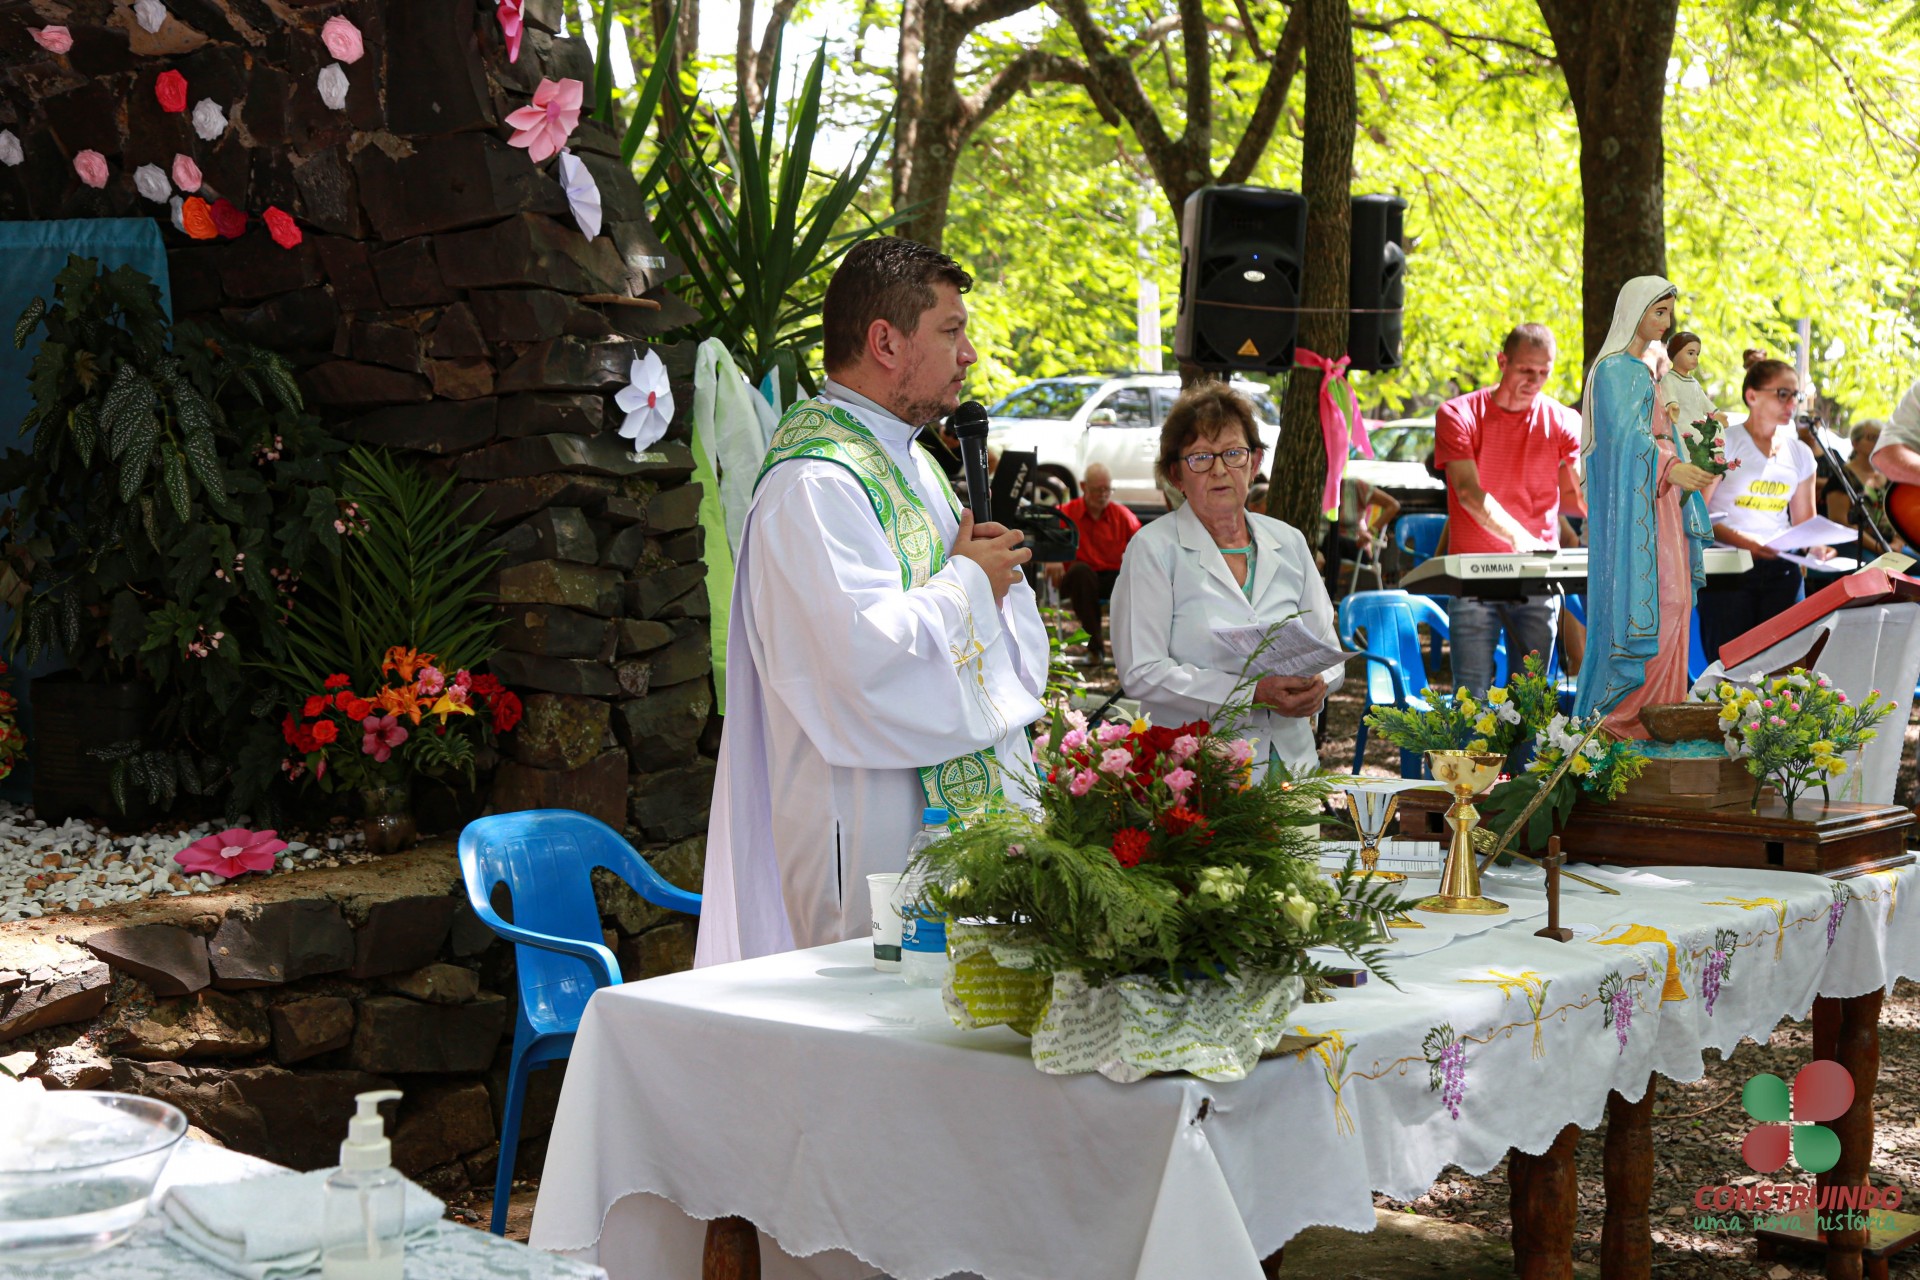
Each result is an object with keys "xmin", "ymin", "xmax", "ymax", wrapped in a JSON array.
[
  {"xmin": 1047, "ymin": 463, "xmax": 1141, "ymax": 665},
  {"xmin": 1434, "ymin": 323, "xmax": 1586, "ymax": 696}
]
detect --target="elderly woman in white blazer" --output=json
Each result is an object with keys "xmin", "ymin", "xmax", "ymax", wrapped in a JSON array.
[{"xmin": 1112, "ymin": 385, "xmax": 1343, "ymax": 777}]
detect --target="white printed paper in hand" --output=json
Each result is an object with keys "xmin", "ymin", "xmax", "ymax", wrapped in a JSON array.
[
  {"xmin": 1765, "ymin": 515, "xmax": 1855, "ymax": 554},
  {"xmin": 1213, "ymin": 619, "xmax": 1358, "ymax": 679}
]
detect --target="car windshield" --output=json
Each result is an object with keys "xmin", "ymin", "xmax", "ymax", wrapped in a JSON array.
[{"xmin": 992, "ymin": 382, "xmax": 1098, "ymax": 419}]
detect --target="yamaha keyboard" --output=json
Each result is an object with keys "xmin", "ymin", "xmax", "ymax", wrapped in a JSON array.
[{"xmin": 1400, "ymin": 547, "xmax": 1754, "ymax": 598}]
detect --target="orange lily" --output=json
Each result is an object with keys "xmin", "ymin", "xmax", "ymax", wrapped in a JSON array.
[
  {"xmin": 381, "ymin": 646, "xmax": 436, "ymax": 681},
  {"xmin": 375, "ymin": 683, "xmax": 426, "ymax": 725}
]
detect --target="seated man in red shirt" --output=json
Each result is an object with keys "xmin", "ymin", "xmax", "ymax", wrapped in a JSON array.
[
  {"xmin": 1434, "ymin": 323, "xmax": 1586, "ymax": 696},
  {"xmin": 1046, "ymin": 463, "xmax": 1141, "ymax": 665}
]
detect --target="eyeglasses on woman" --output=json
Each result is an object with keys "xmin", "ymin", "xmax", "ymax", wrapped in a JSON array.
[{"xmin": 1183, "ymin": 446, "xmax": 1261, "ymax": 474}]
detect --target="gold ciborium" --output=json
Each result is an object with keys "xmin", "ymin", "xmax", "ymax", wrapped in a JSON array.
[{"xmin": 1412, "ymin": 751, "xmax": 1509, "ymax": 916}]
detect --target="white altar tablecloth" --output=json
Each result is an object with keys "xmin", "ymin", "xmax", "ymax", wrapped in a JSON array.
[{"xmin": 529, "ymin": 860, "xmax": 1920, "ymax": 1280}]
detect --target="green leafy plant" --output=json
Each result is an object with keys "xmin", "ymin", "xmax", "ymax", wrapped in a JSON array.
[
  {"xmin": 1711, "ymin": 670, "xmax": 1894, "ymax": 815},
  {"xmin": 0, "ymin": 256, "xmax": 343, "ymax": 816},
  {"xmin": 1481, "ymin": 713, "xmax": 1650, "ymax": 850},
  {"xmin": 1365, "ymin": 654, "xmax": 1559, "ymax": 760},
  {"xmin": 644, "ymin": 38, "xmax": 908, "ymax": 388}
]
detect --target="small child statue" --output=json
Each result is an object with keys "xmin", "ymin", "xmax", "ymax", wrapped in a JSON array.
[{"xmin": 1658, "ymin": 331, "xmax": 1726, "ymax": 449}]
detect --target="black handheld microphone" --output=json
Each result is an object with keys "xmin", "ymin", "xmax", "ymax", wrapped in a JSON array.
[{"xmin": 951, "ymin": 400, "xmax": 992, "ymax": 525}]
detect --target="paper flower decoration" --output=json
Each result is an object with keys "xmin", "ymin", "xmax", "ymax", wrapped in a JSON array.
[
  {"xmin": 557, "ymin": 149, "xmax": 602, "ymax": 239},
  {"xmin": 505, "ymin": 77, "xmax": 582, "ymax": 165},
  {"xmin": 264, "ymin": 206, "xmax": 301, "ymax": 250},
  {"xmin": 155, "ymin": 69, "xmax": 188, "ymax": 113},
  {"xmin": 317, "ymin": 63, "xmax": 348, "ymax": 111},
  {"xmin": 192, "ymin": 98, "xmax": 228, "ymax": 141},
  {"xmin": 616, "ymin": 350, "xmax": 675, "ymax": 452},
  {"xmin": 134, "ymin": 163, "xmax": 171, "ymax": 203},
  {"xmin": 73, "ymin": 150, "xmax": 109, "ymax": 190},
  {"xmin": 169, "ymin": 196, "xmax": 186, "ymax": 233},
  {"xmin": 171, "ymin": 153, "xmax": 201, "ymax": 192},
  {"xmin": 30, "ymin": 27, "xmax": 72, "ymax": 53},
  {"xmin": 175, "ymin": 827, "xmax": 286, "ymax": 879},
  {"xmin": 0, "ymin": 132, "xmax": 21, "ymax": 167},
  {"xmin": 321, "ymin": 15, "xmax": 364, "ymax": 64},
  {"xmin": 135, "ymin": 0, "xmax": 168, "ymax": 34},
  {"xmin": 210, "ymin": 198, "xmax": 246, "ymax": 239},
  {"xmin": 496, "ymin": 0, "xmax": 524, "ymax": 62},
  {"xmin": 181, "ymin": 196, "xmax": 218, "ymax": 239}
]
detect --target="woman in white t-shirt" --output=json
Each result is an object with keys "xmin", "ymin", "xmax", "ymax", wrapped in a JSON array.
[{"xmin": 1697, "ymin": 352, "xmax": 1826, "ymax": 662}]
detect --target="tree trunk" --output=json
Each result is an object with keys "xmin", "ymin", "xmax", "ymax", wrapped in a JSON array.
[
  {"xmin": 1536, "ymin": 0, "xmax": 1680, "ymax": 369},
  {"xmin": 1268, "ymin": 0, "xmax": 1354, "ymax": 538}
]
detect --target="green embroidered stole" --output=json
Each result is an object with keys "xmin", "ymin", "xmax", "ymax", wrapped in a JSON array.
[{"xmin": 755, "ymin": 398, "xmax": 1008, "ymax": 825}]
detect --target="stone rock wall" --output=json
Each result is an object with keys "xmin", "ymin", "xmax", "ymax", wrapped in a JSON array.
[{"xmin": 0, "ymin": 0, "xmax": 714, "ymax": 854}]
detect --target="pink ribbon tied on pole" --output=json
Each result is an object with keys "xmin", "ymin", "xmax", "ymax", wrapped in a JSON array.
[{"xmin": 1294, "ymin": 347, "xmax": 1372, "ymax": 518}]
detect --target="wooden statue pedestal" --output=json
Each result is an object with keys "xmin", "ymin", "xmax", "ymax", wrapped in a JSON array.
[{"xmin": 1394, "ymin": 790, "xmax": 1914, "ymax": 877}]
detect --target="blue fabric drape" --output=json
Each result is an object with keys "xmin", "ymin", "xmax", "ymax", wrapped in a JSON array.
[{"xmin": 0, "ymin": 219, "xmax": 173, "ymax": 796}]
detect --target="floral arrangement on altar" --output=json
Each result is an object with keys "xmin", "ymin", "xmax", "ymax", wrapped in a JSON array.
[
  {"xmin": 907, "ymin": 702, "xmax": 1402, "ymax": 1082},
  {"xmin": 1682, "ymin": 417, "xmax": 1741, "ymax": 477},
  {"xmin": 281, "ymin": 646, "xmax": 521, "ymax": 794},
  {"xmin": 1710, "ymin": 670, "xmax": 1892, "ymax": 815},
  {"xmin": 1481, "ymin": 713, "xmax": 1650, "ymax": 849},
  {"xmin": 1364, "ymin": 653, "xmax": 1560, "ymax": 759}
]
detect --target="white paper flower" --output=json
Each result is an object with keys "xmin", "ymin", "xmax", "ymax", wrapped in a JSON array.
[
  {"xmin": 615, "ymin": 350, "xmax": 674, "ymax": 452},
  {"xmin": 134, "ymin": 0, "xmax": 167, "ymax": 33},
  {"xmin": 317, "ymin": 63, "xmax": 348, "ymax": 111},
  {"xmin": 133, "ymin": 163, "xmax": 171, "ymax": 203},
  {"xmin": 169, "ymin": 195, "xmax": 186, "ymax": 233},
  {"xmin": 556, "ymin": 148, "xmax": 601, "ymax": 239},
  {"xmin": 0, "ymin": 131, "xmax": 20, "ymax": 167},
  {"xmin": 191, "ymin": 99, "xmax": 228, "ymax": 141}
]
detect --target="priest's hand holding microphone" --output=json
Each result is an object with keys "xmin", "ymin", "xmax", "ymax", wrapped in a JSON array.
[{"xmin": 950, "ymin": 399, "xmax": 1031, "ymax": 599}]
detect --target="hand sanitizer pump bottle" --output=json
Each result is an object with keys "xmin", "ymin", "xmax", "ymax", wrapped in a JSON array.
[{"xmin": 322, "ymin": 1089, "xmax": 407, "ymax": 1280}]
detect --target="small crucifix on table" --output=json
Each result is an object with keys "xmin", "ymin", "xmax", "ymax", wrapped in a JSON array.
[{"xmin": 1534, "ymin": 835, "xmax": 1574, "ymax": 943}]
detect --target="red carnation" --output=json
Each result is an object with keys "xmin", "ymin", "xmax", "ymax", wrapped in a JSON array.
[
  {"xmin": 155, "ymin": 70, "xmax": 188, "ymax": 113},
  {"xmin": 343, "ymin": 695, "xmax": 375, "ymax": 720},
  {"xmin": 303, "ymin": 694, "xmax": 328, "ymax": 718},
  {"xmin": 470, "ymin": 673, "xmax": 504, "ymax": 698},
  {"xmin": 210, "ymin": 198, "xmax": 246, "ymax": 239},
  {"xmin": 292, "ymin": 726, "xmax": 320, "ymax": 753},
  {"xmin": 263, "ymin": 205, "xmax": 301, "ymax": 250},
  {"xmin": 324, "ymin": 673, "xmax": 352, "ymax": 689},
  {"xmin": 1110, "ymin": 827, "xmax": 1152, "ymax": 869},
  {"xmin": 281, "ymin": 713, "xmax": 300, "ymax": 746},
  {"xmin": 309, "ymin": 719, "xmax": 338, "ymax": 745},
  {"xmin": 1158, "ymin": 805, "xmax": 1213, "ymax": 843},
  {"xmin": 490, "ymin": 690, "xmax": 523, "ymax": 734}
]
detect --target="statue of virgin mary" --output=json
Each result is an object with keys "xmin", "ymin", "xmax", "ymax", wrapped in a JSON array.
[{"xmin": 1572, "ymin": 277, "xmax": 1717, "ymax": 736}]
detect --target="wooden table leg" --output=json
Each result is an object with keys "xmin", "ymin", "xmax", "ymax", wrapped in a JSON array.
[
  {"xmin": 1509, "ymin": 1122, "xmax": 1580, "ymax": 1280},
  {"xmin": 702, "ymin": 1216, "xmax": 760, "ymax": 1280},
  {"xmin": 1601, "ymin": 1083, "xmax": 1656, "ymax": 1280},
  {"xmin": 1813, "ymin": 990, "xmax": 1885, "ymax": 1280}
]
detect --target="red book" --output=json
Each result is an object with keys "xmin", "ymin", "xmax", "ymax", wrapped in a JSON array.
[{"xmin": 1718, "ymin": 569, "xmax": 1920, "ymax": 669}]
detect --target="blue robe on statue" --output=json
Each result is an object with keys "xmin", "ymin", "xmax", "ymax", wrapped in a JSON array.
[{"xmin": 1573, "ymin": 353, "xmax": 1712, "ymax": 722}]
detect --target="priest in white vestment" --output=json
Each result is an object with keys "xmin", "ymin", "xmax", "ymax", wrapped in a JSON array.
[{"xmin": 696, "ymin": 239, "xmax": 1049, "ymax": 966}]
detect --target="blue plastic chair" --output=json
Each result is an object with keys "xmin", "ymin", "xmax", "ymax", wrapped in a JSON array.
[
  {"xmin": 458, "ymin": 810, "xmax": 700, "ymax": 1235},
  {"xmin": 1341, "ymin": 590, "xmax": 1451, "ymax": 777},
  {"xmin": 1689, "ymin": 609, "xmax": 1709, "ymax": 683},
  {"xmin": 1395, "ymin": 513, "xmax": 1448, "ymax": 569}
]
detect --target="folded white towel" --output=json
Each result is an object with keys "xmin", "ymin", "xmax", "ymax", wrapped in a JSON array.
[{"xmin": 161, "ymin": 1168, "xmax": 444, "ymax": 1280}]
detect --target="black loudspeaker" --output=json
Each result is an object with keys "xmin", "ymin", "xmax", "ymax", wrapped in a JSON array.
[
  {"xmin": 1348, "ymin": 194, "xmax": 1408, "ymax": 372},
  {"xmin": 1173, "ymin": 185, "xmax": 1307, "ymax": 373}
]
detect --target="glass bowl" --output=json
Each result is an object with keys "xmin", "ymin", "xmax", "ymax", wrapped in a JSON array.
[{"xmin": 0, "ymin": 1091, "xmax": 187, "ymax": 1260}]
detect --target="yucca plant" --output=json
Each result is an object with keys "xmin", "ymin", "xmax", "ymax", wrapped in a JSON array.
[
  {"xmin": 644, "ymin": 38, "xmax": 907, "ymax": 389},
  {"xmin": 272, "ymin": 447, "xmax": 502, "ymax": 694}
]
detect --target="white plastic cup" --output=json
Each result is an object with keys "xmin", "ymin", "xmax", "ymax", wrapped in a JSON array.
[{"xmin": 868, "ymin": 872, "xmax": 905, "ymax": 972}]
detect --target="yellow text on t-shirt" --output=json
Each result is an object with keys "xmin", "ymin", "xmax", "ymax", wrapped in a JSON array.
[{"xmin": 1736, "ymin": 478, "xmax": 1790, "ymax": 512}]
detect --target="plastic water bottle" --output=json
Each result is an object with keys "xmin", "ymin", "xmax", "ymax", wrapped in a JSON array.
[{"xmin": 900, "ymin": 807, "xmax": 951, "ymax": 988}]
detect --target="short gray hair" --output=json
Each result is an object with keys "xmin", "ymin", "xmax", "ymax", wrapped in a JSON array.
[{"xmin": 1501, "ymin": 323, "xmax": 1556, "ymax": 358}]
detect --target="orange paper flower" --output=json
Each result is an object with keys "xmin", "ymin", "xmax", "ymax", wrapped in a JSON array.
[{"xmin": 181, "ymin": 196, "xmax": 219, "ymax": 240}]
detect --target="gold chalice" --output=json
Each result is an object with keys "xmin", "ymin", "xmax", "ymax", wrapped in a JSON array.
[{"xmin": 1412, "ymin": 751, "xmax": 1509, "ymax": 916}]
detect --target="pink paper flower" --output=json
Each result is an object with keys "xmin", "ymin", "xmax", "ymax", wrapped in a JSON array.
[
  {"xmin": 174, "ymin": 828, "xmax": 287, "ymax": 879},
  {"xmin": 361, "ymin": 713, "xmax": 409, "ymax": 763},
  {"xmin": 1095, "ymin": 721, "xmax": 1129, "ymax": 744},
  {"xmin": 31, "ymin": 26, "xmax": 72, "ymax": 53},
  {"xmin": 1169, "ymin": 734, "xmax": 1199, "ymax": 763},
  {"xmin": 505, "ymin": 77, "xmax": 583, "ymax": 164},
  {"xmin": 171, "ymin": 153, "xmax": 202, "ymax": 192},
  {"xmin": 1164, "ymin": 767, "xmax": 1197, "ymax": 795},
  {"xmin": 73, "ymin": 150, "xmax": 109, "ymax": 189},
  {"xmin": 320, "ymin": 15, "xmax": 364, "ymax": 64},
  {"xmin": 1068, "ymin": 769, "xmax": 1097, "ymax": 797},
  {"xmin": 496, "ymin": 0, "xmax": 524, "ymax": 62},
  {"xmin": 1098, "ymin": 747, "xmax": 1133, "ymax": 776}
]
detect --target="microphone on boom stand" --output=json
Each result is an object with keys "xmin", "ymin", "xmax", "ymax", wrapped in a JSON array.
[
  {"xmin": 1797, "ymin": 410, "xmax": 1894, "ymax": 559},
  {"xmin": 951, "ymin": 400, "xmax": 993, "ymax": 525}
]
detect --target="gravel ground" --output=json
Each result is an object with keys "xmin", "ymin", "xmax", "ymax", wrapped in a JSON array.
[{"xmin": 0, "ymin": 802, "xmax": 378, "ymax": 921}]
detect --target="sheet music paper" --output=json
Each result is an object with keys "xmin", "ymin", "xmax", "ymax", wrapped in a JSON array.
[
  {"xmin": 1213, "ymin": 620, "xmax": 1360, "ymax": 679},
  {"xmin": 1764, "ymin": 516, "xmax": 1855, "ymax": 554}
]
